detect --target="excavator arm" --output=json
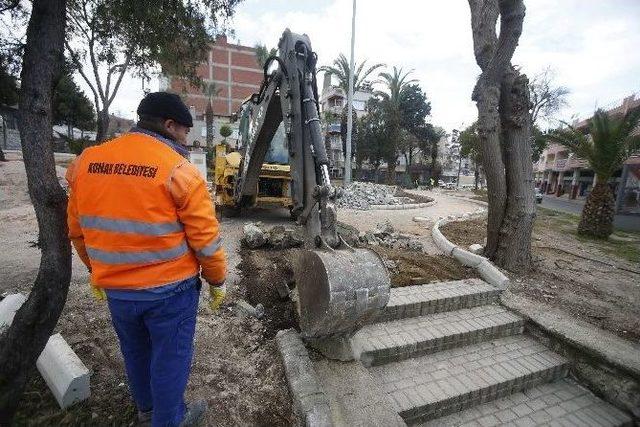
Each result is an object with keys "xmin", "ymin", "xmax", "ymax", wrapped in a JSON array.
[
  {"xmin": 231, "ymin": 29, "xmax": 389, "ymax": 356},
  {"xmin": 234, "ymin": 29, "xmax": 339, "ymax": 248}
]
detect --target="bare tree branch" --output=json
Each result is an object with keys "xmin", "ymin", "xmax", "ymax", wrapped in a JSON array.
[
  {"xmin": 107, "ymin": 54, "xmax": 131, "ymax": 106},
  {"xmin": 65, "ymin": 41, "xmax": 102, "ymax": 111}
]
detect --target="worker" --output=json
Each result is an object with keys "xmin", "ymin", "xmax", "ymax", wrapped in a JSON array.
[{"xmin": 65, "ymin": 92, "xmax": 227, "ymax": 426}]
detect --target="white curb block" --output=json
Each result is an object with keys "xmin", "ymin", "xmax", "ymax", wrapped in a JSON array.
[
  {"xmin": 369, "ymin": 201, "xmax": 435, "ymax": 210},
  {"xmin": 451, "ymin": 246, "xmax": 485, "ymax": 267},
  {"xmin": 0, "ymin": 293, "xmax": 90, "ymax": 409},
  {"xmin": 37, "ymin": 333, "xmax": 91, "ymax": 409},
  {"xmin": 0, "ymin": 293, "xmax": 27, "ymax": 330},
  {"xmin": 432, "ymin": 220, "xmax": 455, "ymax": 255},
  {"xmin": 477, "ymin": 260, "xmax": 510, "ymax": 289},
  {"xmin": 431, "ymin": 216, "xmax": 510, "ymax": 290}
]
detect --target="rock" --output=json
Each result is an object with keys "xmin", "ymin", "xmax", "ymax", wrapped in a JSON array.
[
  {"xmin": 241, "ymin": 223, "xmax": 266, "ymax": 249},
  {"xmin": 267, "ymin": 225, "xmax": 304, "ymax": 249},
  {"xmin": 334, "ymin": 181, "xmax": 417, "ymax": 210},
  {"xmin": 469, "ymin": 243, "xmax": 484, "ymax": 254},
  {"xmin": 373, "ymin": 220, "xmax": 394, "ymax": 237},
  {"xmin": 276, "ymin": 281, "xmax": 291, "ymax": 299},
  {"xmin": 234, "ymin": 300, "xmax": 264, "ymax": 318}
]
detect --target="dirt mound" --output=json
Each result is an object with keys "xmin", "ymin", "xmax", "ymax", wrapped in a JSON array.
[{"xmin": 369, "ymin": 246, "xmax": 478, "ymax": 287}]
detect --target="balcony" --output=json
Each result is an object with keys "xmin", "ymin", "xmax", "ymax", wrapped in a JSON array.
[{"xmin": 554, "ymin": 158, "xmax": 567, "ymax": 170}]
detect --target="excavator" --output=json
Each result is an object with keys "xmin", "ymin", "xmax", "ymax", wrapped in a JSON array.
[{"xmin": 214, "ymin": 29, "xmax": 390, "ymax": 357}]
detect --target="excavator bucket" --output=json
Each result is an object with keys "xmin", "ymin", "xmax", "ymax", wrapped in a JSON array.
[{"xmin": 294, "ymin": 247, "xmax": 390, "ymax": 339}]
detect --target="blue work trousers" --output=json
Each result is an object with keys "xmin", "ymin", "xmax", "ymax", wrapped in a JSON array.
[{"xmin": 107, "ymin": 283, "xmax": 200, "ymax": 427}]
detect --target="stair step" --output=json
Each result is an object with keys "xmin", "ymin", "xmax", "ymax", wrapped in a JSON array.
[
  {"xmin": 420, "ymin": 378, "xmax": 632, "ymax": 427},
  {"xmin": 379, "ymin": 279, "xmax": 501, "ymax": 323},
  {"xmin": 369, "ymin": 335, "xmax": 569, "ymax": 424},
  {"xmin": 354, "ymin": 305, "xmax": 524, "ymax": 366}
]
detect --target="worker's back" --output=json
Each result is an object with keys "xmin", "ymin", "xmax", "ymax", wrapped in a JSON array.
[{"xmin": 67, "ymin": 132, "xmax": 200, "ymax": 288}]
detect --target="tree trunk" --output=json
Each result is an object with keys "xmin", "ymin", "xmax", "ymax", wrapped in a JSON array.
[
  {"xmin": 474, "ymin": 82, "xmax": 507, "ymax": 258},
  {"xmin": 494, "ymin": 69, "xmax": 535, "ymax": 272},
  {"xmin": 578, "ymin": 182, "xmax": 615, "ymax": 238},
  {"xmin": 94, "ymin": 108, "xmax": 109, "ymax": 144},
  {"xmin": 474, "ymin": 168, "xmax": 479, "ymax": 190},
  {"xmin": 429, "ymin": 138, "xmax": 440, "ymax": 182},
  {"xmin": 0, "ymin": 0, "xmax": 70, "ymax": 422},
  {"xmin": 469, "ymin": 0, "xmax": 527, "ymax": 265},
  {"xmin": 1, "ymin": 113, "xmax": 7, "ymax": 161},
  {"xmin": 205, "ymin": 101, "xmax": 214, "ymax": 148},
  {"xmin": 386, "ymin": 160, "xmax": 396, "ymax": 185}
]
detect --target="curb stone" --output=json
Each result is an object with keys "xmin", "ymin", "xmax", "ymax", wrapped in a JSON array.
[
  {"xmin": 276, "ymin": 329, "xmax": 333, "ymax": 427},
  {"xmin": 0, "ymin": 293, "xmax": 90, "ymax": 408},
  {"xmin": 432, "ymin": 212, "xmax": 510, "ymax": 289},
  {"xmin": 369, "ymin": 201, "xmax": 436, "ymax": 210},
  {"xmin": 501, "ymin": 291, "xmax": 640, "ymax": 420}
]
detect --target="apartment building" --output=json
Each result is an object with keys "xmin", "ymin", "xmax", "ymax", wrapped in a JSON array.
[
  {"xmin": 534, "ymin": 94, "xmax": 640, "ymax": 214},
  {"xmin": 160, "ymin": 35, "xmax": 262, "ymax": 147},
  {"xmin": 319, "ymin": 77, "xmax": 373, "ymax": 178}
]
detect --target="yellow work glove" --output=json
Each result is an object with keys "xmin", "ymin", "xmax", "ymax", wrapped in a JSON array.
[
  {"xmin": 209, "ymin": 283, "xmax": 226, "ymax": 311},
  {"xmin": 91, "ymin": 285, "xmax": 107, "ymax": 302}
]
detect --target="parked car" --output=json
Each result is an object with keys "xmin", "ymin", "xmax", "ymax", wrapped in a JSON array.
[{"xmin": 534, "ymin": 188, "xmax": 543, "ymax": 204}]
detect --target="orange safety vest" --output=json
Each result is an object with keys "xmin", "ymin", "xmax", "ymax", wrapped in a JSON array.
[{"xmin": 66, "ymin": 131, "xmax": 225, "ymax": 289}]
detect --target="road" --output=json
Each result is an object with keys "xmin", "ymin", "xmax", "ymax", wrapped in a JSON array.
[{"xmin": 540, "ymin": 195, "xmax": 640, "ymax": 233}]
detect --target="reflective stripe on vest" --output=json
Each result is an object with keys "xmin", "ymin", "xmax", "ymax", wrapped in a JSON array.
[
  {"xmin": 195, "ymin": 236, "xmax": 223, "ymax": 258},
  {"xmin": 86, "ymin": 241, "xmax": 189, "ymax": 265},
  {"xmin": 80, "ymin": 215, "xmax": 183, "ymax": 236}
]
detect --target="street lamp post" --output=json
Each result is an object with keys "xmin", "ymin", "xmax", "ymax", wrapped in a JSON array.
[{"xmin": 345, "ymin": 0, "xmax": 356, "ymax": 184}]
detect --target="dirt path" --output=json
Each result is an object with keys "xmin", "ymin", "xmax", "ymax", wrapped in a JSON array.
[{"xmin": 440, "ymin": 211, "xmax": 640, "ymax": 344}]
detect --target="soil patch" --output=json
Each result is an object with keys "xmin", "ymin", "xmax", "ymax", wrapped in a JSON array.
[
  {"xmin": 440, "ymin": 218, "xmax": 486, "ymax": 248},
  {"xmin": 235, "ymin": 248, "xmax": 298, "ymax": 338},
  {"xmin": 439, "ymin": 211, "xmax": 640, "ymax": 344},
  {"xmin": 369, "ymin": 246, "xmax": 478, "ymax": 287}
]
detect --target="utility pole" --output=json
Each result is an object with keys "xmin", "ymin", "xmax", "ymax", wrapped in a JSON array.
[{"xmin": 344, "ymin": 0, "xmax": 356, "ymax": 184}]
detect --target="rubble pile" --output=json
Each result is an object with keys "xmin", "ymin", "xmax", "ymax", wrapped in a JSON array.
[
  {"xmin": 357, "ymin": 221, "xmax": 424, "ymax": 252},
  {"xmin": 241, "ymin": 222, "xmax": 304, "ymax": 249},
  {"xmin": 335, "ymin": 182, "xmax": 414, "ymax": 210}
]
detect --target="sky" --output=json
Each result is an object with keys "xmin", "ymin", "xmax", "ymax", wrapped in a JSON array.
[{"xmin": 105, "ymin": 0, "xmax": 640, "ymax": 132}]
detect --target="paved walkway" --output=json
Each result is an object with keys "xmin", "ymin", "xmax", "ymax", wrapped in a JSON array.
[
  {"xmin": 540, "ymin": 195, "xmax": 640, "ymax": 232},
  {"xmin": 315, "ymin": 278, "xmax": 632, "ymax": 426}
]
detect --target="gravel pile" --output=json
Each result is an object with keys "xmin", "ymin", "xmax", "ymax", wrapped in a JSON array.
[
  {"xmin": 358, "ymin": 220, "xmax": 424, "ymax": 252},
  {"xmin": 335, "ymin": 182, "xmax": 413, "ymax": 210}
]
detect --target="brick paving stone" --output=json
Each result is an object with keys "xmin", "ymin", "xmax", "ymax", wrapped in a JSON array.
[
  {"xmin": 377, "ymin": 279, "xmax": 501, "ymax": 322},
  {"xmin": 419, "ymin": 378, "xmax": 631, "ymax": 426},
  {"xmin": 370, "ymin": 336, "xmax": 568, "ymax": 423},
  {"xmin": 353, "ymin": 304, "xmax": 524, "ymax": 366}
]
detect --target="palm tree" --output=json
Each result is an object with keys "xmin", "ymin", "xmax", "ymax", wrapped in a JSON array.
[
  {"xmin": 203, "ymin": 82, "xmax": 220, "ymax": 148},
  {"xmin": 318, "ymin": 54, "xmax": 384, "ymax": 93},
  {"xmin": 546, "ymin": 107, "xmax": 640, "ymax": 238},
  {"xmin": 254, "ymin": 44, "xmax": 278, "ymax": 68},
  {"xmin": 376, "ymin": 66, "xmax": 417, "ymax": 184},
  {"xmin": 320, "ymin": 55, "xmax": 384, "ymax": 176}
]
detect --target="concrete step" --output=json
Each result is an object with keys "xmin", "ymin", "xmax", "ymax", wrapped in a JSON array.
[
  {"xmin": 369, "ymin": 335, "xmax": 569, "ymax": 424},
  {"xmin": 378, "ymin": 279, "xmax": 501, "ymax": 323},
  {"xmin": 420, "ymin": 378, "xmax": 632, "ymax": 427},
  {"xmin": 353, "ymin": 305, "xmax": 524, "ymax": 366}
]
